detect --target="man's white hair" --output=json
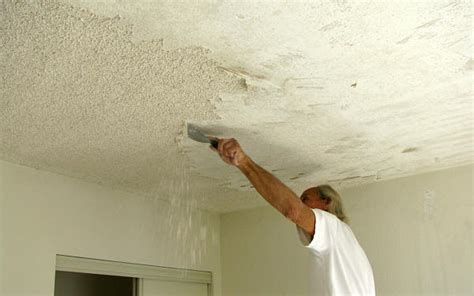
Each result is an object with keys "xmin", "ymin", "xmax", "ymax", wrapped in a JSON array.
[{"xmin": 317, "ymin": 185, "xmax": 348, "ymax": 223}]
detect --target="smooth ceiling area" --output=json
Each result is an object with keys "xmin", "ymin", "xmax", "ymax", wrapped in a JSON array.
[{"xmin": 1, "ymin": 0, "xmax": 472, "ymax": 212}]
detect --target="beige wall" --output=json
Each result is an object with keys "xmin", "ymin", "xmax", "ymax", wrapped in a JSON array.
[
  {"xmin": 0, "ymin": 160, "xmax": 222, "ymax": 296},
  {"xmin": 221, "ymin": 165, "xmax": 473, "ymax": 296},
  {"xmin": 342, "ymin": 165, "xmax": 473, "ymax": 295},
  {"xmin": 221, "ymin": 206, "xmax": 310, "ymax": 296}
]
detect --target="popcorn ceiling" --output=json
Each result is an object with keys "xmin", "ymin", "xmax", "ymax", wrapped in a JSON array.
[{"xmin": 0, "ymin": 0, "xmax": 242, "ymax": 202}]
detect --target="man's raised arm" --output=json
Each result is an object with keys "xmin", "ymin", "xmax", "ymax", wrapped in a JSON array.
[{"xmin": 212, "ymin": 138, "xmax": 315, "ymax": 235}]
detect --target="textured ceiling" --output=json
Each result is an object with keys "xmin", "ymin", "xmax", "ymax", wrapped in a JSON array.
[{"xmin": 1, "ymin": 0, "xmax": 472, "ymax": 212}]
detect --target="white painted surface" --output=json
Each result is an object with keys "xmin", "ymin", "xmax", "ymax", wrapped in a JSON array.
[
  {"xmin": 221, "ymin": 165, "xmax": 473, "ymax": 295},
  {"xmin": 1, "ymin": 1, "xmax": 472, "ymax": 212},
  {"xmin": 140, "ymin": 279, "xmax": 208, "ymax": 296},
  {"xmin": 0, "ymin": 160, "xmax": 222, "ymax": 296}
]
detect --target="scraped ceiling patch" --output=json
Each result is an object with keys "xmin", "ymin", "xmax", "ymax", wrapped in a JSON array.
[
  {"xmin": 178, "ymin": 0, "xmax": 473, "ymax": 198},
  {"xmin": 0, "ymin": 1, "xmax": 243, "ymax": 193}
]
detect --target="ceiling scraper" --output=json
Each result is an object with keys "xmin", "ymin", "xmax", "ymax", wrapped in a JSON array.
[{"xmin": 187, "ymin": 123, "xmax": 219, "ymax": 149}]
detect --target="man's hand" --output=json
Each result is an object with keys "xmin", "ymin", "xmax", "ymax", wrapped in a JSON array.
[{"xmin": 210, "ymin": 138, "xmax": 249, "ymax": 167}]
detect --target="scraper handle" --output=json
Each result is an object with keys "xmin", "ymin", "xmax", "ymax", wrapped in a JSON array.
[{"xmin": 210, "ymin": 139, "xmax": 219, "ymax": 149}]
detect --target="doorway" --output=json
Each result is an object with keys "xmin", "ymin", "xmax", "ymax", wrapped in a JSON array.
[
  {"xmin": 54, "ymin": 255, "xmax": 212, "ymax": 296},
  {"xmin": 54, "ymin": 271, "xmax": 136, "ymax": 296}
]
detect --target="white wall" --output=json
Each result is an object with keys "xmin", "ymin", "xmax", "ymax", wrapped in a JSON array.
[
  {"xmin": 342, "ymin": 165, "xmax": 473, "ymax": 295},
  {"xmin": 221, "ymin": 165, "xmax": 473, "ymax": 296},
  {"xmin": 221, "ymin": 206, "xmax": 309, "ymax": 296},
  {"xmin": 2, "ymin": 160, "xmax": 471, "ymax": 296},
  {"xmin": 0, "ymin": 160, "xmax": 222, "ymax": 296}
]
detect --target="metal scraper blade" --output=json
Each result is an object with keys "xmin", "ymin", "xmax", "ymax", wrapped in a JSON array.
[
  {"xmin": 187, "ymin": 123, "xmax": 219, "ymax": 148},
  {"xmin": 187, "ymin": 123, "xmax": 210, "ymax": 143}
]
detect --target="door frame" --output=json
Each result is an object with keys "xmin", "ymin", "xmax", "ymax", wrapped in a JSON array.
[{"xmin": 56, "ymin": 255, "xmax": 213, "ymax": 295}]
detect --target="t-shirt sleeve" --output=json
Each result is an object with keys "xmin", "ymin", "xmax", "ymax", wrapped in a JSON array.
[{"xmin": 296, "ymin": 209, "xmax": 335, "ymax": 253}]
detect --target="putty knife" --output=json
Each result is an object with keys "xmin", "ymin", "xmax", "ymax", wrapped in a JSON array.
[{"xmin": 187, "ymin": 123, "xmax": 219, "ymax": 149}]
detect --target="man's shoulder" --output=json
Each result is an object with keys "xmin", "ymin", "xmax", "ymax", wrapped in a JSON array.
[
  {"xmin": 314, "ymin": 208, "xmax": 339, "ymax": 223},
  {"xmin": 314, "ymin": 209, "xmax": 348, "ymax": 235}
]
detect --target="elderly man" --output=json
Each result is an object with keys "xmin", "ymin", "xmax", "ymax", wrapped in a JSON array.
[{"xmin": 211, "ymin": 138, "xmax": 375, "ymax": 296}]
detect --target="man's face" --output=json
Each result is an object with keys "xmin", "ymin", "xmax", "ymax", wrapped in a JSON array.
[{"xmin": 300, "ymin": 187, "xmax": 329, "ymax": 210}]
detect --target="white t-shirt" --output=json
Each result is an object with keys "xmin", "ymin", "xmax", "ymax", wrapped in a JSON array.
[{"xmin": 296, "ymin": 209, "xmax": 375, "ymax": 296}]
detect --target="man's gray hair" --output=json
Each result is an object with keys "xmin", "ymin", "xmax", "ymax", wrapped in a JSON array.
[{"xmin": 316, "ymin": 185, "xmax": 348, "ymax": 223}]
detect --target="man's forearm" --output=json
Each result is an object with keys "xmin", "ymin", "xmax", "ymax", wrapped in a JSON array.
[{"xmin": 238, "ymin": 156, "xmax": 301, "ymax": 218}]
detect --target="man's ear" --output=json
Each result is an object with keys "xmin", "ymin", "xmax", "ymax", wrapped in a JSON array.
[{"xmin": 323, "ymin": 199, "xmax": 330, "ymax": 210}]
